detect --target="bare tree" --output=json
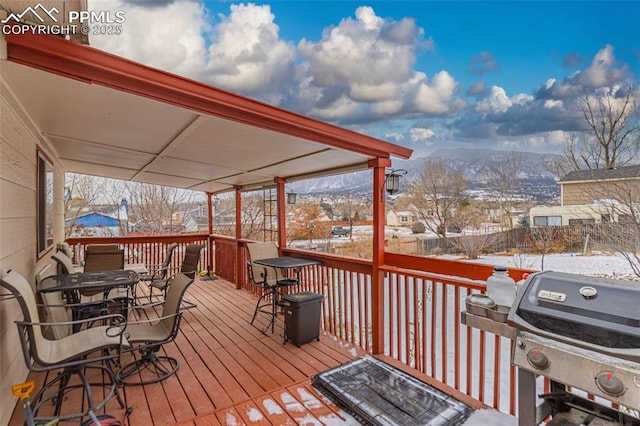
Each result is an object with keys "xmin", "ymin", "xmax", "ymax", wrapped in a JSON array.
[
  {"xmin": 589, "ymin": 179, "xmax": 640, "ymax": 277},
  {"xmin": 451, "ymin": 200, "xmax": 496, "ymax": 259},
  {"xmin": 406, "ymin": 160, "xmax": 468, "ymax": 242},
  {"xmin": 64, "ymin": 174, "xmax": 127, "ymax": 237},
  {"xmin": 126, "ymin": 182, "xmax": 195, "ymax": 234},
  {"xmin": 287, "ymin": 204, "xmax": 329, "ymax": 245},
  {"xmin": 336, "ymin": 197, "xmax": 364, "ymax": 240},
  {"xmin": 240, "ymin": 192, "xmax": 268, "ymax": 240},
  {"xmin": 546, "ymin": 87, "xmax": 639, "ymax": 176},
  {"xmin": 487, "ymin": 151, "xmax": 522, "ymax": 229},
  {"xmin": 208, "ymin": 191, "xmax": 281, "ymax": 241},
  {"xmin": 529, "ymin": 226, "xmax": 560, "ymax": 270},
  {"xmin": 64, "ymin": 174, "xmax": 106, "ymax": 238}
]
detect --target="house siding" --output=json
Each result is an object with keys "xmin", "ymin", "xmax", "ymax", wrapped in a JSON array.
[
  {"xmin": 561, "ymin": 177, "xmax": 640, "ymax": 207},
  {"xmin": 0, "ymin": 73, "xmax": 65, "ymax": 425},
  {"xmin": 561, "ymin": 181, "xmax": 601, "ymax": 206}
]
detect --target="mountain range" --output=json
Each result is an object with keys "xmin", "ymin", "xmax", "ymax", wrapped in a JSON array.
[{"xmin": 289, "ymin": 148, "xmax": 561, "ymax": 203}]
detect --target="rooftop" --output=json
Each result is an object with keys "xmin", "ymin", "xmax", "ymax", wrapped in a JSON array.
[{"xmin": 559, "ymin": 164, "xmax": 640, "ymax": 183}]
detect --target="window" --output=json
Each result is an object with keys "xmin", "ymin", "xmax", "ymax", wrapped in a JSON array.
[
  {"xmin": 37, "ymin": 150, "xmax": 54, "ymax": 257},
  {"xmin": 533, "ymin": 216, "xmax": 562, "ymax": 226}
]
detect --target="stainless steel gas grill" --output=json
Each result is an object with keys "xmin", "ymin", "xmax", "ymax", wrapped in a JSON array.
[{"xmin": 508, "ymin": 271, "xmax": 640, "ymax": 426}]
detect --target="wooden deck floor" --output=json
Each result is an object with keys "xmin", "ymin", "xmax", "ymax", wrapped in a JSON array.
[{"xmin": 9, "ymin": 277, "xmax": 365, "ymax": 425}]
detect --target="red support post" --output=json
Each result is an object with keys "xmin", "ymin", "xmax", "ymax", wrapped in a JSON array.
[
  {"xmin": 368, "ymin": 157, "xmax": 391, "ymax": 354},
  {"xmin": 275, "ymin": 177, "xmax": 287, "ymax": 250}
]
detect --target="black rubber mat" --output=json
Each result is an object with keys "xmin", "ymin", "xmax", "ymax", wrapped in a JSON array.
[{"xmin": 312, "ymin": 356, "xmax": 472, "ymax": 425}]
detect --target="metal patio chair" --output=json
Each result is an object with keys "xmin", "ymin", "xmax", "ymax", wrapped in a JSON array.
[
  {"xmin": 0, "ymin": 270, "xmax": 129, "ymax": 423},
  {"xmin": 139, "ymin": 243, "xmax": 178, "ymax": 305},
  {"xmin": 117, "ymin": 273, "xmax": 195, "ymax": 385},
  {"xmin": 147, "ymin": 244, "xmax": 204, "ymax": 303}
]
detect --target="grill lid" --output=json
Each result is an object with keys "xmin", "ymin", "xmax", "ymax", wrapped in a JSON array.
[{"xmin": 507, "ymin": 271, "xmax": 640, "ymax": 362}]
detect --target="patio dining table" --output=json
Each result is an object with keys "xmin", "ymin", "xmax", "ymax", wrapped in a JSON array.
[
  {"xmin": 37, "ymin": 270, "xmax": 140, "ymax": 330},
  {"xmin": 38, "ymin": 270, "xmax": 140, "ymax": 301}
]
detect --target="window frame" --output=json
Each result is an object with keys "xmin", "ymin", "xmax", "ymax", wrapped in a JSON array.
[
  {"xmin": 533, "ymin": 215, "xmax": 562, "ymax": 226},
  {"xmin": 37, "ymin": 149, "xmax": 54, "ymax": 258}
]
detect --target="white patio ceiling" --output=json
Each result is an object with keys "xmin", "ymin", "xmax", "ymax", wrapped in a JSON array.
[{"xmin": 1, "ymin": 33, "xmax": 412, "ymax": 195}]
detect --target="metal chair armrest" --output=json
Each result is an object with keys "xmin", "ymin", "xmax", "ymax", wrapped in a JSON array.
[
  {"xmin": 123, "ymin": 311, "xmax": 181, "ymax": 327},
  {"xmin": 16, "ymin": 313, "xmax": 128, "ymax": 335}
]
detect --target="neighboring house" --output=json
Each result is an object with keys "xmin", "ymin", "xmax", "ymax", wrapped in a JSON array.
[
  {"xmin": 386, "ymin": 210, "xmax": 419, "ymax": 227},
  {"xmin": 66, "ymin": 201, "xmax": 129, "ymax": 236},
  {"xmin": 529, "ymin": 202, "xmax": 633, "ymax": 226},
  {"xmin": 66, "ymin": 212, "xmax": 122, "ymax": 236},
  {"xmin": 530, "ymin": 165, "xmax": 640, "ymax": 226},
  {"xmin": 559, "ymin": 165, "xmax": 640, "ymax": 206}
]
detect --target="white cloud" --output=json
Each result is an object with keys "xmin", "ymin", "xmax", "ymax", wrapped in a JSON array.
[
  {"xmin": 473, "ymin": 86, "xmax": 534, "ymax": 114},
  {"xmin": 409, "ymin": 128, "xmax": 435, "ymax": 142},
  {"xmin": 298, "ymin": 6, "xmax": 416, "ymax": 88},
  {"xmin": 297, "ymin": 6, "xmax": 460, "ymax": 121},
  {"xmin": 543, "ymin": 99, "xmax": 563, "ymax": 109},
  {"xmin": 579, "ymin": 44, "xmax": 615, "ymax": 88},
  {"xmin": 309, "ymin": 95, "xmax": 360, "ymax": 121},
  {"xmin": 384, "ymin": 132, "xmax": 404, "ymax": 143},
  {"xmin": 475, "ymin": 86, "xmax": 511, "ymax": 113},
  {"xmin": 204, "ymin": 3, "xmax": 295, "ymax": 101},
  {"xmin": 90, "ymin": 1, "xmax": 294, "ymax": 103},
  {"xmin": 89, "ymin": 0, "xmax": 209, "ymax": 79},
  {"xmin": 535, "ymin": 45, "xmax": 632, "ymax": 100},
  {"xmin": 413, "ymin": 71, "xmax": 458, "ymax": 114},
  {"xmin": 512, "ymin": 93, "xmax": 534, "ymax": 104},
  {"xmin": 369, "ymin": 100, "xmax": 404, "ymax": 116}
]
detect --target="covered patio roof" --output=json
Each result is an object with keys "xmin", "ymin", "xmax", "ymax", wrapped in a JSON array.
[{"xmin": 1, "ymin": 32, "xmax": 412, "ymax": 194}]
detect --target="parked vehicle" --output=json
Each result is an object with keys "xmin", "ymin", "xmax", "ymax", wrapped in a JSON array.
[{"xmin": 331, "ymin": 226, "xmax": 350, "ymax": 237}]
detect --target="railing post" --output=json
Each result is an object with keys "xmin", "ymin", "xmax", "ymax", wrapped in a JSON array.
[
  {"xmin": 369, "ymin": 157, "xmax": 391, "ymax": 354},
  {"xmin": 206, "ymin": 192, "xmax": 214, "ymax": 275}
]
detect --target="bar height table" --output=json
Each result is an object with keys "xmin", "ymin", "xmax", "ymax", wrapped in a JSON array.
[{"xmin": 252, "ymin": 256, "xmax": 320, "ymax": 334}]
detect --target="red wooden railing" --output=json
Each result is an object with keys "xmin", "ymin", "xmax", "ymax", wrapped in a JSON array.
[
  {"xmin": 66, "ymin": 234, "xmax": 210, "ymax": 274},
  {"xmin": 66, "ymin": 234, "xmax": 533, "ymax": 415}
]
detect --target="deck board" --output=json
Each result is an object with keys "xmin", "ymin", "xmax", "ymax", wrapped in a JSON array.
[{"xmin": 9, "ymin": 277, "xmax": 365, "ymax": 425}]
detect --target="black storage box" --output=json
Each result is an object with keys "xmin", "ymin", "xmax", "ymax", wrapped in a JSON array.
[{"xmin": 281, "ymin": 292, "xmax": 323, "ymax": 346}]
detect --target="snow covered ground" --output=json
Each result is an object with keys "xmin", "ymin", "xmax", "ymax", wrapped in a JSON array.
[{"xmin": 454, "ymin": 251, "xmax": 639, "ymax": 281}]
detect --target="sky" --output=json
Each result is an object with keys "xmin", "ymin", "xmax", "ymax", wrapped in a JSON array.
[{"xmin": 87, "ymin": 0, "xmax": 640, "ymax": 158}]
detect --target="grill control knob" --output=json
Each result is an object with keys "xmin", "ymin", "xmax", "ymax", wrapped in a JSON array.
[
  {"xmin": 595, "ymin": 371, "xmax": 625, "ymax": 396},
  {"xmin": 526, "ymin": 349, "xmax": 549, "ymax": 369}
]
